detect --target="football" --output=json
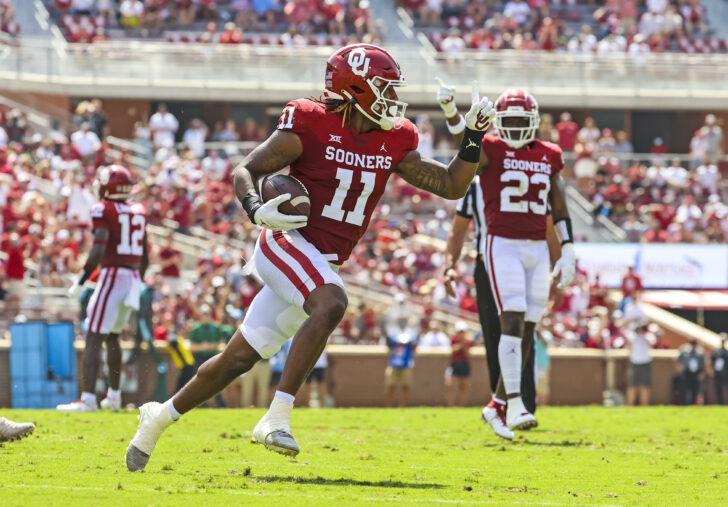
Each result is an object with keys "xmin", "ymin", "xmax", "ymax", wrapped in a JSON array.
[{"xmin": 261, "ymin": 174, "xmax": 311, "ymax": 217}]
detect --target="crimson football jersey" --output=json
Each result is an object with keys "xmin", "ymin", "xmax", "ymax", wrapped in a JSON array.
[
  {"xmin": 90, "ymin": 200, "xmax": 147, "ymax": 268},
  {"xmin": 480, "ymin": 134, "xmax": 563, "ymax": 240},
  {"xmin": 277, "ymin": 98, "xmax": 418, "ymax": 264}
]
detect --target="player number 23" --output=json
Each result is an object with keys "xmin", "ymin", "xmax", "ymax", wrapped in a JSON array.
[
  {"xmin": 500, "ymin": 170, "xmax": 550, "ymax": 215},
  {"xmin": 322, "ymin": 167, "xmax": 376, "ymax": 226},
  {"xmin": 117, "ymin": 213, "xmax": 146, "ymax": 256}
]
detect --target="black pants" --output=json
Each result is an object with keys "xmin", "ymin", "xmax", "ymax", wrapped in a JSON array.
[
  {"xmin": 714, "ymin": 375, "xmax": 728, "ymax": 405},
  {"xmin": 474, "ymin": 260, "xmax": 536, "ymax": 413},
  {"xmin": 681, "ymin": 373, "xmax": 701, "ymax": 405}
]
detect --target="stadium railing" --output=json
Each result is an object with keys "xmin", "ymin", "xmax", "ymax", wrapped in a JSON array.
[{"xmin": 2, "ymin": 39, "xmax": 728, "ymax": 108}]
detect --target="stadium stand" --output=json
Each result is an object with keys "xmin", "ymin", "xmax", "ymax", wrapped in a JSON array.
[
  {"xmin": 44, "ymin": 0, "xmax": 385, "ymax": 45},
  {"xmin": 8, "ymin": 96, "xmax": 721, "ymax": 351},
  {"xmin": 397, "ymin": 0, "xmax": 727, "ymax": 53}
]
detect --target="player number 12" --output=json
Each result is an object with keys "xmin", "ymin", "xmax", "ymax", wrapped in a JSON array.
[
  {"xmin": 322, "ymin": 167, "xmax": 376, "ymax": 226},
  {"xmin": 117, "ymin": 213, "xmax": 146, "ymax": 256}
]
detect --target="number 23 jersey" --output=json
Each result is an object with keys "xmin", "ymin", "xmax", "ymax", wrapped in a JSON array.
[
  {"xmin": 277, "ymin": 98, "xmax": 418, "ymax": 264},
  {"xmin": 479, "ymin": 134, "xmax": 564, "ymax": 240},
  {"xmin": 90, "ymin": 199, "xmax": 147, "ymax": 268}
]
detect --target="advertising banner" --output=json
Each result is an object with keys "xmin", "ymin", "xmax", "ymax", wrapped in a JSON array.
[{"xmin": 574, "ymin": 244, "xmax": 728, "ymax": 289}]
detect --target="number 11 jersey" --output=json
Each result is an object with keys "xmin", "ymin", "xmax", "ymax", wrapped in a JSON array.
[
  {"xmin": 479, "ymin": 134, "xmax": 564, "ymax": 240},
  {"xmin": 90, "ymin": 200, "xmax": 147, "ymax": 268},
  {"xmin": 277, "ymin": 98, "xmax": 418, "ymax": 264}
]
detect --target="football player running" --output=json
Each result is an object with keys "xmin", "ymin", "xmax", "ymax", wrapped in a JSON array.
[
  {"xmin": 126, "ymin": 44, "xmax": 496, "ymax": 471},
  {"xmin": 58, "ymin": 165, "xmax": 148, "ymax": 413},
  {"xmin": 436, "ymin": 78, "xmax": 576, "ymax": 436}
]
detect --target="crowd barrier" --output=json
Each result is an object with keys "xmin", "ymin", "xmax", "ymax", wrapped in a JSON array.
[{"xmin": 1, "ymin": 339, "xmax": 684, "ymax": 408}]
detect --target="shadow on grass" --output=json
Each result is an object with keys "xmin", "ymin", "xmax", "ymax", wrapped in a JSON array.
[
  {"xmin": 252, "ymin": 475, "xmax": 446, "ymax": 489},
  {"xmin": 519, "ymin": 439, "xmax": 591, "ymax": 447}
]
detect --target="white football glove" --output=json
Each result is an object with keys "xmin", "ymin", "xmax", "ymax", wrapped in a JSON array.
[
  {"xmin": 253, "ymin": 193, "xmax": 308, "ymax": 231},
  {"xmin": 552, "ymin": 243, "xmax": 576, "ymax": 289},
  {"xmin": 435, "ymin": 77, "xmax": 457, "ymax": 118},
  {"xmin": 464, "ymin": 81, "xmax": 496, "ymax": 132},
  {"xmin": 68, "ymin": 280, "xmax": 83, "ymax": 299}
]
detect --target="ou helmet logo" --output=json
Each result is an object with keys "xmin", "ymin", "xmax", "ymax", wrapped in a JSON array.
[{"xmin": 347, "ymin": 48, "xmax": 370, "ymax": 77}]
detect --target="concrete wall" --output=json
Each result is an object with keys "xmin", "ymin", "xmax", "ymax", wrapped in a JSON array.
[{"xmin": 0, "ymin": 341, "xmax": 682, "ymax": 408}]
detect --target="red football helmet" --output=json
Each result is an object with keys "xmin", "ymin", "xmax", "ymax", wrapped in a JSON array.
[
  {"xmin": 494, "ymin": 89, "xmax": 540, "ymax": 149},
  {"xmin": 96, "ymin": 164, "xmax": 133, "ymax": 200},
  {"xmin": 323, "ymin": 44, "xmax": 407, "ymax": 130}
]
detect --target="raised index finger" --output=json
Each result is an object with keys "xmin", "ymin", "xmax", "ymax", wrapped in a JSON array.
[{"xmin": 471, "ymin": 80, "xmax": 479, "ymax": 105}]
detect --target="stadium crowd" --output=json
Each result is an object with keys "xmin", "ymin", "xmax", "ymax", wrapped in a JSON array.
[
  {"xmin": 2, "ymin": 99, "xmax": 725, "ymax": 357},
  {"xmin": 46, "ymin": 0, "xmax": 384, "ymax": 45},
  {"xmin": 398, "ymin": 0, "xmax": 727, "ymax": 54},
  {"xmin": 0, "ymin": 0, "xmax": 19, "ymax": 36}
]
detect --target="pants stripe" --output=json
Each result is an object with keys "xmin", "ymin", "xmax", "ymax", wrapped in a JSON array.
[
  {"xmin": 259, "ymin": 229, "xmax": 310, "ymax": 300},
  {"xmin": 272, "ymin": 230, "xmax": 325, "ymax": 288},
  {"xmin": 92, "ymin": 267, "xmax": 118, "ymax": 334},
  {"xmin": 88, "ymin": 268, "xmax": 111, "ymax": 333}
]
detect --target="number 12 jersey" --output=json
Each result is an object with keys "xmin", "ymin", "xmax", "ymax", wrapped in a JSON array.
[
  {"xmin": 479, "ymin": 134, "xmax": 564, "ymax": 240},
  {"xmin": 90, "ymin": 200, "xmax": 147, "ymax": 268},
  {"xmin": 277, "ymin": 98, "xmax": 418, "ymax": 264}
]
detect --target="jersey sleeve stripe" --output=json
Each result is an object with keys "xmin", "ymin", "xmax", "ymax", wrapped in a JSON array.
[
  {"xmin": 259, "ymin": 229, "xmax": 311, "ymax": 300},
  {"xmin": 272, "ymin": 230, "xmax": 326, "ymax": 288},
  {"xmin": 484, "ymin": 235, "xmax": 503, "ymax": 314}
]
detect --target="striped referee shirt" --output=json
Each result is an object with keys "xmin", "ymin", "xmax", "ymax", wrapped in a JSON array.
[{"xmin": 455, "ymin": 177, "xmax": 486, "ymax": 260}]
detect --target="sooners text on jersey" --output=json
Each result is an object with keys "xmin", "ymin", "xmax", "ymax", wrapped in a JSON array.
[
  {"xmin": 480, "ymin": 134, "xmax": 563, "ymax": 240},
  {"xmin": 91, "ymin": 200, "xmax": 147, "ymax": 268},
  {"xmin": 277, "ymin": 98, "xmax": 418, "ymax": 263}
]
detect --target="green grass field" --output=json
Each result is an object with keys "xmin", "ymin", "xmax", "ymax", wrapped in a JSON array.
[{"xmin": 1, "ymin": 406, "xmax": 727, "ymax": 506}]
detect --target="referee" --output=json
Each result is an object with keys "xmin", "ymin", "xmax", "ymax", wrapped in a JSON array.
[{"xmin": 444, "ymin": 177, "xmax": 537, "ymax": 414}]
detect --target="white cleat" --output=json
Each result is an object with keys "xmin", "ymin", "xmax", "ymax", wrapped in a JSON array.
[
  {"xmin": 0, "ymin": 417, "xmax": 35, "ymax": 442},
  {"xmin": 56, "ymin": 400, "xmax": 97, "ymax": 413},
  {"xmin": 252, "ymin": 414, "xmax": 300, "ymax": 457},
  {"xmin": 125, "ymin": 402, "xmax": 174, "ymax": 472},
  {"xmin": 481, "ymin": 402, "xmax": 514, "ymax": 441},
  {"xmin": 505, "ymin": 397, "xmax": 538, "ymax": 430},
  {"xmin": 100, "ymin": 397, "xmax": 122, "ymax": 412}
]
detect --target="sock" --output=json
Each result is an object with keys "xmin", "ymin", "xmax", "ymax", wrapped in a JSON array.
[
  {"xmin": 81, "ymin": 392, "xmax": 96, "ymax": 407},
  {"xmin": 107, "ymin": 388, "xmax": 121, "ymax": 400},
  {"xmin": 165, "ymin": 399, "xmax": 181, "ymax": 422},
  {"xmin": 274, "ymin": 390, "xmax": 295, "ymax": 405},
  {"xmin": 268, "ymin": 392, "xmax": 294, "ymax": 427},
  {"xmin": 493, "ymin": 397, "xmax": 506, "ymax": 406},
  {"xmin": 498, "ymin": 334, "xmax": 522, "ymax": 396}
]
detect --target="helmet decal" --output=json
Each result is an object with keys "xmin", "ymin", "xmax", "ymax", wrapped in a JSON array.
[{"xmin": 347, "ymin": 48, "xmax": 371, "ymax": 77}]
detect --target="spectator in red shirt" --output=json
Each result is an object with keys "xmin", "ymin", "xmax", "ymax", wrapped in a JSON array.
[
  {"xmin": 219, "ymin": 22, "xmax": 242, "ymax": 44},
  {"xmin": 650, "ymin": 137, "xmax": 668, "ymax": 154},
  {"xmin": 621, "ymin": 265, "xmax": 643, "ymax": 309},
  {"xmin": 555, "ymin": 112, "xmax": 578, "ymax": 151},
  {"xmin": 459, "ymin": 288, "xmax": 478, "ymax": 314},
  {"xmin": 170, "ymin": 185, "xmax": 192, "ymax": 234},
  {"xmin": 642, "ymin": 220, "xmax": 668, "ymax": 243},
  {"xmin": 2, "ymin": 231, "xmax": 25, "ymax": 307},
  {"xmin": 446, "ymin": 321, "xmax": 479, "ymax": 407},
  {"xmin": 240, "ymin": 118, "xmax": 263, "ymax": 142},
  {"xmin": 589, "ymin": 273, "xmax": 609, "ymax": 309},
  {"xmin": 158, "ymin": 233, "xmax": 182, "ymax": 295}
]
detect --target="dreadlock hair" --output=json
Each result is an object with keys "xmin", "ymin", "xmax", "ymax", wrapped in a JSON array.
[{"xmin": 310, "ymin": 96, "xmax": 354, "ymax": 128}]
